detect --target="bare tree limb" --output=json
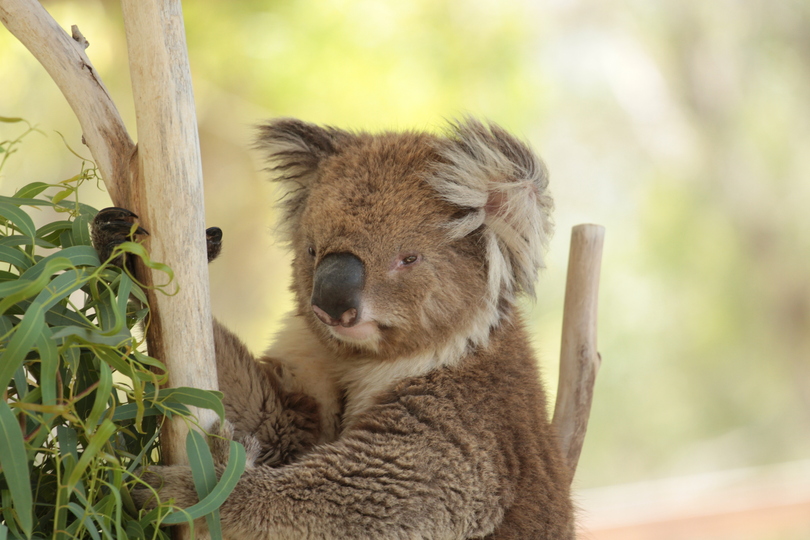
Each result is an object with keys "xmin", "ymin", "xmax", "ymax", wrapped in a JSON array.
[
  {"xmin": 552, "ymin": 224, "xmax": 605, "ymax": 485},
  {"xmin": 0, "ymin": 0, "xmax": 134, "ymax": 205},
  {"xmin": 120, "ymin": 0, "xmax": 218, "ymax": 467}
]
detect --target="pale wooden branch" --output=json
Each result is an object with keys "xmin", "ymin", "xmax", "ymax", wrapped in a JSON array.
[
  {"xmin": 0, "ymin": 0, "xmax": 134, "ymax": 205},
  {"xmin": 2, "ymin": 0, "xmax": 218, "ymax": 479},
  {"xmin": 552, "ymin": 224, "xmax": 605, "ymax": 485},
  {"xmin": 120, "ymin": 0, "xmax": 218, "ymax": 469}
]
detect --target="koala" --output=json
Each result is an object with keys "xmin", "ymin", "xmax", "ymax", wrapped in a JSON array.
[{"xmin": 103, "ymin": 118, "xmax": 574, "ymax": 539}]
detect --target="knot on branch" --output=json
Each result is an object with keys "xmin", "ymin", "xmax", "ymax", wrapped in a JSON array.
[{"xmin": 71, "ymin": 25, "xmax": 89, "ymax": 49}]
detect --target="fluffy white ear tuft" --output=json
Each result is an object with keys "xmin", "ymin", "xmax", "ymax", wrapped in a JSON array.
[
  {"xmin": 429, "ymin": 118, "xmax": 554, "ymax": 301},
  {"xmin": 255, "ymin": 118, "xmax": 352, "ymax": 243}
]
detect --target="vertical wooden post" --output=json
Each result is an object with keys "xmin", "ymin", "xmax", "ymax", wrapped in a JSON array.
[
  {"xmin": 120, "ymin": 0, "xmax": 218, "ymax": 469},
  {"xmin": 552, "ymin": 224, "xmax": 604, "ymax": 485}
]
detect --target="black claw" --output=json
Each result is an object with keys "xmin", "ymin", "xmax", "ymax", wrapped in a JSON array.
[
  {"xmin": 98, "ymin": 220, "xmax": 149, "ymax": 237},
  {"xmin": 206, "ymin": 227, "xmax": 223, "ymax": 242},
  {"xmin": 94, "ymin": 207, "xmax": 139, "ymax": 222},
  {"xmin": 206, "ymin": 227, "xmax": 223, "ymax": 262}
]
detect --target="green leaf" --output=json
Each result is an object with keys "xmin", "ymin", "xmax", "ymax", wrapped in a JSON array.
[
  {"xmin": 0, "ymin": 256, "xmax": 75, "ymax": 316},
  {"xmin": 36, "ymin": 329, "xmax": 58, "ymax": 407},
  {"xmin": 35, "ymin": 220, "xmax": 72, "ymax": 239},
  {"xmin": 154, "ymin": 387, "xmax": 225, "ymax": 422},
  {"xmin": 0, "ymin": 245, "xmax": 31, "ymax": 271},
  {"xmin": 110, "ymin": 403, "xmax": 187, "ymax": 423},
  {"xmin": 65, "ymin": 419, "xmax": 117, "ymax": 489},
  {"xmin": 0, "ymin": 201, "xmax": 37, "ymax": 239},
  {"xmin": 49, "ymin": 326, "xmax": 132, "ymax": 348},
  {"xmin": 124, "ymin": 520, "xmax": 146, "ymax": 540},
  {"xmin": 86, "ymin": 361, "xmax": 113, "ymax": 432},
  {"xmin": 12, "ymin": 182, "xmax": 49, "ymax": 199},
  {"xmin": 71, "ymin": 212, "xmax": 92, "ymax": 247},
  {"xmin": 186, "ymin": 430, "xmax": 223, "ymax": 538},
  {"xmin": 50, "ymin": 189, "xmax": 73, "ymax": 206},
  {"xmin": 160, "ymin": 441, "xmax": 246, "ymax": 525},
  {"xmin": 0, "ymin": 491, "xmax": 23, "ymax": 539},
  {"xmin": 0, "ymin": 269, "xmax": 90, "ymax": 391},
  {"xmin": 0, "ymin": 117, "xmax": 24, "ymax": 123},
  {"xmin": 0, "ymin": 400, "xmax": 33, "ymax": 538},
  {"xmin": 0, "ymin": 235, "xmax": 55, "ymax": 249}
]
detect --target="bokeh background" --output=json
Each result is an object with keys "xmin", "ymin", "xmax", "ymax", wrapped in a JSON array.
[{"xmin": 2, "ymin": 0, "xmax": 809, "ymax": 538}]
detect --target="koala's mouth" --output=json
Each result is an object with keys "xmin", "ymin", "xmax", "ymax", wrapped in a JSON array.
[{"xmin": 328, "ymin": 319, "xmax": 380, "ymax": 343}]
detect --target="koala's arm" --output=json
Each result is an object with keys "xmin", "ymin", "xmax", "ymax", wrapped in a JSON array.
[
  {"xmin": 138, "ymin": 389, "xmax": 506, "ymax": 540},
  {"xmin": 212, "ymin": 321, "xmax": 322, "ymax": 466}
]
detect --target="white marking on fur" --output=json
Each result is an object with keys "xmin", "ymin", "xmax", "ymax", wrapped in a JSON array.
[
  {"xmin": 263, "ymin": 315, "xmax": 342, "ymax": 443},
  {"xmin": 336, "ymin": 341, "xmax": 466, "ymax": 429},
  {"xmin": 428, "ymin": 118, "xmax": 554, "ymax": 331}
]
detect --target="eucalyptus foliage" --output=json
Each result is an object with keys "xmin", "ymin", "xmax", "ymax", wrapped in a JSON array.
[{"xmin": 0, "ymin": 120, "xmax": 244, "ymax": 539}]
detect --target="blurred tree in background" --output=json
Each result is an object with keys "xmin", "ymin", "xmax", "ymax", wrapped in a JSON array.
[{"xmin": 2, "ymin": 0, "xmax": 808, "ymax": 505}]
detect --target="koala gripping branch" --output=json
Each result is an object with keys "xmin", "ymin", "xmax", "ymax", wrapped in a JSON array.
[{"xmin": 552, "ymin": 224, "xmax": 605, "ymax": 485}]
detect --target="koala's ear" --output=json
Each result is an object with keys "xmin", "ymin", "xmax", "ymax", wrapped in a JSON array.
[
  {"xmin": 429, "ymin": 118, "xmax": 554, "ymax": 299},
  {"xmin": 255, "ymin": 119, "xmax": 352, "ymax": 237}
]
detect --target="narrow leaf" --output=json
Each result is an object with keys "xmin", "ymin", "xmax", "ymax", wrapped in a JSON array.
[
  {"xmin": 155, "ymin": 387, "xmax": 225, "ymax": 422},
  {"xmin": 86, "ymin": 361, "xmax": 113, "ymax": 432},
  {"xmin": 0, "ymin": 245, "xmax": 31, "ymax": 271},
  {"xmin": 0, "ymin": 202, "xmax": 36, "ymax": 239},
  {"xmin": 186, "ymin": 429, "xmax": 223, "ymax": 538},
  {"xmin": 66, "ymin": 419, "xmax": 117, "ymax": 489},
  {"xmin": 160, "ymin": 441, "xmax": 246, "ymax": 525},
  {"xmin": 0, "ymin": 400, "xmax": 33, "ymax": 537}
]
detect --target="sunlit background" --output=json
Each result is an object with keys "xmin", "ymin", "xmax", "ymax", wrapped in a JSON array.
[{"xmin": 2, "ymin": 0, "xmax": 809, "ymax": 538}]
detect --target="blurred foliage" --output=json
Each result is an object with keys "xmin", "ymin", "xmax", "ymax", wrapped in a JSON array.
[
  {"xmin": 1, "ymin": 0, "xmax": 809, "ymax": 501},
  {"xmin": 0, "ymin": 123, "xmax": 242, "ymax": 539}
]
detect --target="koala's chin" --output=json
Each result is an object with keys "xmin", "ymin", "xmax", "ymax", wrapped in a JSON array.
[{"xmin": 327, "ymin": 319, "xmax": 381, "ymax": 346}]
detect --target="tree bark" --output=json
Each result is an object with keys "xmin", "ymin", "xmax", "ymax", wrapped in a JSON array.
[
  {"xmin": 119, "ymin": 0, "xmax": 218, "ymax": 460},
  {"xmin": 552, "ymin": 224, "xmax": 605, "ymax": 485}
]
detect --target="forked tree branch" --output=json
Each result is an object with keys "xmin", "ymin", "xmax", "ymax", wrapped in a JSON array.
[{"xmin": 552, "ymin": 224, "xmax": 605, "ymax": 485}]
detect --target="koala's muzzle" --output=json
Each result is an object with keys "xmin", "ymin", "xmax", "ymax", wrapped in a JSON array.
[{"xmin": 311, "ymin": 252, "xmax": 365, "ymax": 327}]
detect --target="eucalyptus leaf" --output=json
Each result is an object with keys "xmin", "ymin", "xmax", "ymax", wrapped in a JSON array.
[
  {"xmin": 0, "ymin": 400, "xmax": 33, "ymax": 538},
  {"xmin": 160, "ymin": 441, "xmax": 246, "ymax": 525}
]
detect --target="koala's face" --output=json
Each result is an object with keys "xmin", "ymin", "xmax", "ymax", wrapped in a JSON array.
[
  {"xmin": 258, "ymin": 118, "xmax": 553, "ymax": 362},
  {"xmin": 289, "ymin": 133, "xmax": 489, "ymax": 360}
]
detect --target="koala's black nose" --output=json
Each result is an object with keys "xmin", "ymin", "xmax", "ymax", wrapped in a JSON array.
[{"xmin": 311, "ymin": 252, "xmax": 365, "ymax": 327}]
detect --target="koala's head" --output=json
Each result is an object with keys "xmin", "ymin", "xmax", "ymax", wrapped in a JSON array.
[{"xmin": 256, "ymin": 118, "xmax": 553, "ymax": 362}]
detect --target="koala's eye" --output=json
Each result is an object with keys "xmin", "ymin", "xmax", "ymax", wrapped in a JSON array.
[
  {"xmin": 307, "ymin": 246, "xmax": 316, "ymax": 257},
  {"xmin": 399, "ymin": 254, "xmax": 421, "ymax": 268},
  {"xmin": 392, "ymin": 253, "xmax": 422, "ymax": 271}
]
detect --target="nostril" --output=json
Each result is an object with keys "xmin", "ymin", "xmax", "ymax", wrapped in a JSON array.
[
  {"xmin": 339, "ymin": 308, "xmax": 358, "ymax": 327},
  {"xmin": 312, "ymin": 305, "xmax": 340, "ymax": 326}
]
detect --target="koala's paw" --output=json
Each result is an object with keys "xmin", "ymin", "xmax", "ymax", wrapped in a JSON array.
[
  {"xmin": 92, "ymin": 207, "xmax": 224, "ymax": 266},
  {"xmin": 210, "ymin": 419, "xmax": 261, "ymax": 469},
  {"xmin": 131, "ymin": 465, "xmax": 199, "ymax": 511},
  {"xmin": 91, "ymin": 207, "xmax": 148, "ymax": 266}
]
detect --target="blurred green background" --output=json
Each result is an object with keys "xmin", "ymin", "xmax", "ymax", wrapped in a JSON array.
[{"xmin": 2, "ymin": 0, "xmax": 809, "ymax": 537}]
